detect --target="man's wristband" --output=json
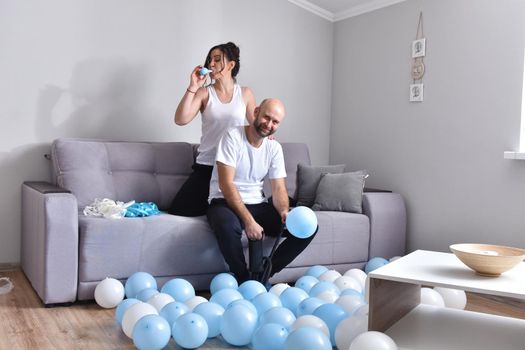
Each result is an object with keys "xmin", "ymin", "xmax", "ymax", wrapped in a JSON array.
[{"xmin": 186, "ymin": 88, "xmax": 197, "ymax": 94}]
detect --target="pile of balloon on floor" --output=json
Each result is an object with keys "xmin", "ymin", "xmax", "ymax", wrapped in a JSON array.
[
  {"xmin": 95, "ymin": 257, "xmax": 467, "ymax": 350},
  {"xmin": 94, "ymin": 207, "xmax": 468, "ymax": 349}
]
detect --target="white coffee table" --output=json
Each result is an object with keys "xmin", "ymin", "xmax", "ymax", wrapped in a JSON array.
[{"xmin": 367, "ymin": 249, "xmax": 525, "ymax": 350}]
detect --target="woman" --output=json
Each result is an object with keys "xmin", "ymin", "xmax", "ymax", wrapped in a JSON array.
[{"xmin": 169, "ymin": 42, "xmax": 256, "ymax": 216}]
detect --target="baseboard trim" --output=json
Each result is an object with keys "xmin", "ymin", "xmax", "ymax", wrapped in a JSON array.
[{"xmin": 0, "ymin": 263, "xmax": 20, "ymax": 271}]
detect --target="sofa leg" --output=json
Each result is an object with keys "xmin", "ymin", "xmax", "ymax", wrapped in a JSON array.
[{"xmin": 44, "ymin": 302, "xmax": 74, "ymax": 308}]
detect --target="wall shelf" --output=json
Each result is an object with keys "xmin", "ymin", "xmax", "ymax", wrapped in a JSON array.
[{"xmin": 503, "ymin": 151, "xmax": 525, "ymax": 159}]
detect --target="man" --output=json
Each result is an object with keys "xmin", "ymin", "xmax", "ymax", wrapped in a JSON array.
[{"xmin": 207, "ymin": 98, "xmax": 316, "ymax": 283}]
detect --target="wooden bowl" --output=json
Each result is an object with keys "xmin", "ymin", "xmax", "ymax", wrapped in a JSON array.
[{"xmin": 450, "ymin": 243, "xmax": 525, "ymax": 276}]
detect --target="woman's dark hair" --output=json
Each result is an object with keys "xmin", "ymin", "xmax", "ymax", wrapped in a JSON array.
[{"xmin": 204, "ymin": 42, "xmax": 240, "ymax": 78}]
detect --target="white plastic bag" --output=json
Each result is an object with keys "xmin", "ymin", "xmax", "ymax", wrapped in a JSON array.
[
  {"xmin": 83, "ymin": 198, "xmax": 135, "ymax": 219},
  {"xmin": 0, "ymin": 277, "xmax": 13, "ymax": 295}
]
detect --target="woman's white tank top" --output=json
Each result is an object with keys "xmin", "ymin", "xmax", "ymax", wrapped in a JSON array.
[{"xmin": 197, "ymin": 84, "xmax": 247, "ymax": 165}]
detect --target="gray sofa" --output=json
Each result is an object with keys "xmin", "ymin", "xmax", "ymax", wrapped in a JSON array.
[{"xmin": 21, "ymin": 138, "xmax": 406, "ymax": 305}]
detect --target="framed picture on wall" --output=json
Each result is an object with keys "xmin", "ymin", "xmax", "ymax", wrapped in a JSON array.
[
  {"xmin": 412, "ymin": 38, "xmax": 426, "ymax": 58},
  {"xmin": 409, "ymin": 84, "xmax": 424, "ymax": 102}
]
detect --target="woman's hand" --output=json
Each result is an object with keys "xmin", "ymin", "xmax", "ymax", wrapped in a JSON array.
[{"xmin": 189, "ymin": 66, "xmax": 207, "ymax": 92}]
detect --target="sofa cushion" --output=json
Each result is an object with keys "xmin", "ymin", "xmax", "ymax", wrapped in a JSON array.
[
  {"xmin": 78, "ymin": 214, "xmax": 228, "ymax": 282},
  {"xmin": 77, "ymin": 210, "xmax": 368, "ymax": 283},
  {"xmin": 52, "ymin": 139, "xmax": 195, "ymax": 210},
  {"xmin": 286, "ymin": 211, "xmax": 370, "ymax": 267},
  {"xmin": 312, "ymin": 171, "xmax": 368, "ymax": 213},
  {"xmin": 78, "ymin": 214, "xmax": 278, "ymax": 283},
  {"xmin": 296, "ymin": 164, "xmax": 346, "ymax": 207}
]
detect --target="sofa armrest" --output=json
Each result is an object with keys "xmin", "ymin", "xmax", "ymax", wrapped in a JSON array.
[
  {"xmin": 21, "ymin": 181, "xmax": 79, "ymax": 305},
  {"xmin": 362, "ymin": 192, "xmax": 407, "ymax": 259}
]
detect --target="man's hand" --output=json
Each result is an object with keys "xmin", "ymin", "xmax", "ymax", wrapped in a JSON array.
[
  {"xmin": 244, "ymin": 220, "xmax": 264, "ymax": 240},
  {"xmin": 279, "ymin": 210, "xmax": 288, "ymax": 224}
]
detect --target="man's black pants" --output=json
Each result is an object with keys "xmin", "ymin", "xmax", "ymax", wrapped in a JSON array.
[{"xmin": 207, "ymin": 198, "xmax": 316, "ymax": 283}]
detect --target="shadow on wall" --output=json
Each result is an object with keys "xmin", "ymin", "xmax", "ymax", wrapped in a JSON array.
[
  {"xmin": 2, "ymin": 58, "xmax": 164, "ymax": 263},
  {"xmin": 35, "ymin": 57, "xmax": 160, "ymax": 142},
  {"xmin": 0, "ymin": 143, "xmax": 53, "ymax": 263}
]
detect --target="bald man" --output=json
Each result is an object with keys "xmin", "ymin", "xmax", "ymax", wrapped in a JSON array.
[{"xmin": 207, "ymin": 98, "xmax": 315, "ymax": 283}]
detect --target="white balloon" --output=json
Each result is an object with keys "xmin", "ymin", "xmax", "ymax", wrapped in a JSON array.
[
  {"xmin": 353, "ymin": 304, "xmax": 369, "ymax": 317},
  {"xmin": 389, "ymin": 256, "xmax": 402, "ymax": 262},
  {"xmin": 335, "ymin": 315, "xmax": 368, "ymax": 350},
  {"xmin": 121, "ymin": 302, "xmax": 158, "ymax": 338},
  {"xmin": 290, "ymin": 315, "xmax": 330, "ymax": 338},
  {"xmin": 318, "ymin": 270, "xmax": 342, "ymax": 283},
  {"xmin": 316, "ymin": 290, "xmax": 339, "ymax": 303},
  {"xmin": 147, "ymin": 292, "xmax": 175, "ymax": 312},
  {"xmin": 349, "ymin": 331, "xmax": 398, "ymax": 350},
  {"xmin": 336, "ymin": 295, "xmax": 365, "ymax": 315},
  {"xmin": 269, "ymin": 283, "xmax": 290, "ymax": 296},
  {"xmin": 433, "ymin": 287, "xmax": 467, "ymax": 309},
  {"xmin": 343, "ymin": 269, "xmax": 367, "ymax": 288},
  {"xmin": 420, "ymin": 288, "xmax": 445, "ymax": 307},
  {"xmin": 334, "ymin": 276, "xmax": 363, "ymax": 293},
  {"xmin": 185, "ymin": 295, "xmax": 208, "ymax": 311},
  {"xmin": 94, "ymin": 277, "xmax": 125, "ymax": 309}
]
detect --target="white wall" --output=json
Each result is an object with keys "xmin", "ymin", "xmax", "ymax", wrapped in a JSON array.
[
  {"xmin": 0, "ymin": 0, "xmax": 333, "ymax": 264},
  {"xmin": 330, "ymin": 0, "xmax": 525, "ymax": 252}
]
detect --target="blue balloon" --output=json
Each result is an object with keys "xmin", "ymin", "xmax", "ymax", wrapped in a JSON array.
[
  {"xmin": 251, "ymin": 292, "xmax": 282, "ymax": 316},
  {"xmin": 159, "ymin": 301, "xmax": 189, "ymax": 328},
  {"xmin": 160, "ymin": 278, "xmax": 195, "ymax": 302},
  {"xmin": 285, "ymin": 206, "xmax": 318, "ymax": 238},
  {"xmin": 172, "ymin": 312, "xmax": 208, "ymax": 349},
  {"xmin": 304, "ymin": 265, "xmax": 329, "ymax": 278},
  {"xmin": 199, "ymin": 67, "xmax": 211, "ymax": 76},
  {"xmin": 125, "ymin": 272, "xmax": 157, "ymax": 299},
  {"xmin": 296, "ymin": 297, "xmax": 326, "ymax": 317},
  {"xmin": 259, "ymin": 307, "xmax": 296, "ymax": 329},
  {"xmin": 279, "ymin": 287, "xmax": 309, "ymax": 315},
  {"xmin": 220, "ymin": 303, "xmax": 258, "ymax": 346},
  {"xmin": 252, "ymin": 323, "xmax": 289, "ymax": 350},
  {"xmin": 309, "ymin": 281, "xmax": 340, "ymax": 297},
  {"xmin": 283, "ymin": 326, "xmax": 332, "ymax": 350},
  {"xmin": 209, "ymin": 288, "xmax": 243, "ymax": 309},
  {"xmin": 193, "ymin": 302, "xmax": 225, "ymax": 338},
  {"xmin": 238, "ymin": 280, "xmax": 267, "ymax": 300},
  {"xmin": 115, "ymin": 298, "xmax": 140, "ymax": 325},
  {"xmin": 135, "ymin": 287, "xmax": 159, "ymax": 302},
  {"xmin": 364, "ymin": 257, "xmax": 389, "ymax": 274},
  {"xmin": 229, "ymin": 299, "xmax": 258, "ymax": 317},
  {"xmin": 295, "ymin": 275, "xmax": 319, "ymax": 293},
  {"xmin": 312, "ymin": 303, "xmax": 348, "ymax": 344},
  {"xmin": 132, "ymin": 314, "xmax": 171, "ymax": 350},
  {"xmin": 210, "ymin": 273, "xmax": 238, "ymax": 294}
]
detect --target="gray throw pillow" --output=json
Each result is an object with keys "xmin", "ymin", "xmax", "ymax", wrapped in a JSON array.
[
  {"xmin": 312, "ymin": 171, "xmax": 368, "ymax": 213},
  {"xmin": 296, "ymin": 163, "xmax": 346, "ymax": 207}
]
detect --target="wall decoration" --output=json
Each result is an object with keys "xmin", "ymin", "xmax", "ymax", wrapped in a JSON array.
[
  {"xmin": 412, "ymin": 38, "xmax": 426, "ymax": 58},
  {"xmin": 410, "ymin": 84, "xmax": 424, "ymax": 102},
  {"xmin": 410, "ymin": 11, "xmax": 426, "ymax": 102},
  {"xmin": 411, "ymin": 60, "xmax": 425, "ymax": 80}
]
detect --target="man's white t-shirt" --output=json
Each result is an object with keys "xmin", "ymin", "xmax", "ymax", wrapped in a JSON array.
[{"xmin": 208, "ymin": 126, "xmax": 287, "ymax": 204}]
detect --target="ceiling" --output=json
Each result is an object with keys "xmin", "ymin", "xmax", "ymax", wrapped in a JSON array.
[{"xmin": 288, "ymin": 0, "xmax": 408, "ymax": 22}]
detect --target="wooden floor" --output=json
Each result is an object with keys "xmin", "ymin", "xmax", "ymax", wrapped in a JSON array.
[{"xmin": 1, "ymin": 269, "xmax": 525, "ymax": 350}]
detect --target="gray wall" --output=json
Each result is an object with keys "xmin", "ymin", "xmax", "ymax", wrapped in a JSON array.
[
  {"xmin": 330, "ymin": 0, "xmax": 525, "ymax": 252},
  {"xmin": 0, "ymin": 0, "xmax": 333, "ymax": 264},
  {"xmin": 4, "ymin": 0, "xmax": 524, "ymax": 264}
]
